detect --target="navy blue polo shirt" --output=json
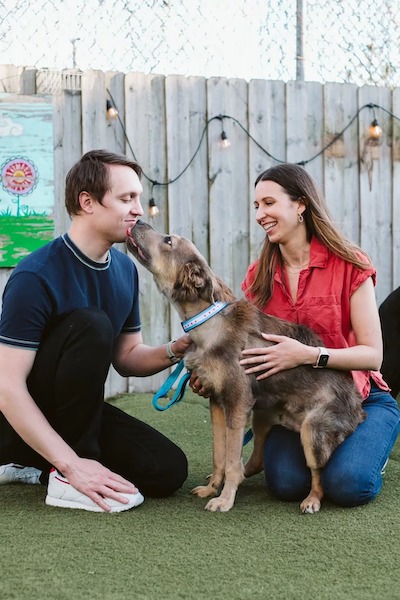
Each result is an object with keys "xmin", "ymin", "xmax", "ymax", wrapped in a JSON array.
[{"xmin": 0, "ymin": 234, "xmax": 141, "ymax": 351}]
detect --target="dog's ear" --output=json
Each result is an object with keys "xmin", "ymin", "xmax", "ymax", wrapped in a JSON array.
[{"xmin": 173, "ymin": 260, "xmax": 214, "ymax": 303}]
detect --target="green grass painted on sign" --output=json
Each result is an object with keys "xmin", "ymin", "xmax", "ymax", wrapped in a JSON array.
[{"xmin": 0, "ymin": 215, "xmax": 54, "ymax": 267}]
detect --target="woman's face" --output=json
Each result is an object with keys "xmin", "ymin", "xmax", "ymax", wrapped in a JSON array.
[{"xmin": 254, "ymin": 179, "xmax": 303, "ymax": 245}]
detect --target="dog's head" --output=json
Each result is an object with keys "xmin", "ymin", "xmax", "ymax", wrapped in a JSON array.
[{"xmin": 126, "ymin": 220, "xmax": 232, "ymax": 305}]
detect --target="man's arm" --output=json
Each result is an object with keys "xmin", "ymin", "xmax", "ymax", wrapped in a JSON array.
[
  {"xmin": 113, "ymin": 332, "xmax": 192, "ymax": 377},
  {"xmin": 0, "ymin": 344, "xmax": 138, "ymax": 511}
]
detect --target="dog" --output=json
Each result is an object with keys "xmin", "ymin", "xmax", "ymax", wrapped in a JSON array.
[
  {"xmin": 126, "ymin": 220, "xmax": 365, "ymax": 513},
  {"xmin": 379, "ymin": 286, "xmax": 400, "ymax": 398}
]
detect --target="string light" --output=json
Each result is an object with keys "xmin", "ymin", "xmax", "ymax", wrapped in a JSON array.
[
  {"xmin": 106, "ymin": 89, "xmax": 400, "ymax": 213},
  {"xmin": 219, "ymin": 130, "xmax": 231, "ymax": 148},
  {"xmin": 368, "ymin": 118, "xmax": 383, "ymax": 141},
  {"xmin": 148, "ymin": 197, "xmax": 159, "ymax": 218},
  {"xmin": 216, "ymin": 115, "xmax": 231, "ymax": 148},
  {"xmin": 106, "ymin": 99, "xmax": 118, "ymax": 121}
]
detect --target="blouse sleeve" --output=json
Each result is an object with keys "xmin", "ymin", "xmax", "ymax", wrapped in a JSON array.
[{"xmin": 349, "ymin": 252, "xmax": 376, "ymax": 297}]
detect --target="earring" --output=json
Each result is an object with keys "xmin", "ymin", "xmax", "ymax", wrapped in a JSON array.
[{"xmin": 298, "ymin": 214, "xmax": 304, "ymax": 223}]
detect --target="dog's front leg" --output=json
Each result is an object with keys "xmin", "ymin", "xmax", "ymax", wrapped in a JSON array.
[
  {"xmin": 192, "ymin": 400, "xmax": 226, "ymax": 499},
  {"xmin": 204, "ymin": 425, "xmax": 245, "ymax": 512}
]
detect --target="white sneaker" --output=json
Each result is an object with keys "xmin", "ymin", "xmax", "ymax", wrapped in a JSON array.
[
  {"xmin": 0, "ymin": 463, "xmax": 42, "ymax": 485},
  {"xmin": 45, "ymin": 469, "xmax": 144, "ymax": 512}
]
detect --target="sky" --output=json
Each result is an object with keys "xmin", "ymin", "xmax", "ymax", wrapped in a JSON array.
[{"xmin": 0, "ymin": 0, "xmax": 399, "ymax": 86}]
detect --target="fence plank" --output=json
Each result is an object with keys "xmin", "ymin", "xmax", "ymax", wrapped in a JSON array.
[
  {"xmin": 248, "ymin": 79, "xmax": 286, "ymax": 263},
  {"xmin": 323, "ymin": 83, "xmax": 360, "ymax": 244},
  {"xmin": 0, "ymin": 65, "xmax": 36, "ymax": 94},
  {"xmin": 103, "ymin": 71, "xmax": 130, "ymax": 397},
  {"xmin": 81, "ymin": 70, "xmax": 108, "ymax": 152},
  {"xmin": 165, "ymin": 74, "xmax": 208, "ymax": 339},
  {"xmin": 286, "ymin": 80, "xmax": 324, "ymax": 187},
  {"xmin": 358, "ymin": 85, "xmax": 392, "ymax": 305},
  {"xmin": 105, "ymin": 71, "xmax": 126, "ymax": 155},
  {"xmin": 207, "ymin": 77, "xmax": 249, "ymax": 296},
  {"xmin": 125, "ymin": 72, "xmax": 169, "ymax": 393},
  {"xmin": 52, "ymin": 91, "xmax": 81, "ymax": 237}
]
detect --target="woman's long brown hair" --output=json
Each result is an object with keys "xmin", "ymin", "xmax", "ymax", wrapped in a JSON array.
[{"xmin": 247, "ymin": 164, "xmax": 371, "ymax": 309}]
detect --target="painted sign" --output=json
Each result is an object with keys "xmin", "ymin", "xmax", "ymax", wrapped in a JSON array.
[{"xmin": 0, "ymin": 94, "xmax": 54, "ymax": 267}]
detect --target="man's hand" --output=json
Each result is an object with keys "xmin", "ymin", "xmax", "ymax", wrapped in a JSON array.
[
  {"xmin": 61, "ymin": 458, "xmax": 140, "ymax": 512},
  {"xmin": 189, "ymin": 372, "xmax": 212, "ymax": 398}
]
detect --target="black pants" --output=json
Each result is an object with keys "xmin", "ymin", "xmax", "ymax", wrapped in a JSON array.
[{"xmin": 0, "ymin": 308, "xmax": 188, "ymax": 497}]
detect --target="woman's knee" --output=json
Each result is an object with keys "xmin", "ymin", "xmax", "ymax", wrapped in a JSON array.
[
  {"xmin": 264, "ymin": 466, "xmax": 310, "ymax": 502},
  {"xmin": 322, "ymin": 464, "xmax": 382, "ymax": 507},
  {"xmin": 263, "ymin": 426, "xmax": 311, "ymax": 501}
]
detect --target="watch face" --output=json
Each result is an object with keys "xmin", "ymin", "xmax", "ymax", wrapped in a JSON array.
[{"xmin": 318, "ymin": 353, "xmax": 329, "ymax": 367}]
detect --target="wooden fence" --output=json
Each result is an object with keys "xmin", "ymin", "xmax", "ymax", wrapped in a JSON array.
[{"xmin": 1, "ymin": 64, "xmax": 400, "ymax": 395}]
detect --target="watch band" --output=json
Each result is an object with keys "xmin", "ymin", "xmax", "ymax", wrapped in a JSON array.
[
  {"xmin": 166, "ymin": 340, "xmax": 181, "ymax": 364},
  {"xmin": 313, "ymin": 346, "xmax": 330, "ymax": 368}
]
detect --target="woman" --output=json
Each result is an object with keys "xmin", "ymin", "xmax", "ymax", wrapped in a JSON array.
[{"xmin": 238, "ymin": 163, "xmax": 400, "ymax": 507}]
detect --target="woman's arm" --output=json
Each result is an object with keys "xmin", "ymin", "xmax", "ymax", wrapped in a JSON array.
[{"xmin": 240, "ymin": 277, "xmax": 383, "ymax": 380}]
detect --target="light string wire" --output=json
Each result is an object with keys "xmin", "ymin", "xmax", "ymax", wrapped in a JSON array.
[{"xmin": 113, "ymin": 91, "xmax": 400, "ymax": 190}]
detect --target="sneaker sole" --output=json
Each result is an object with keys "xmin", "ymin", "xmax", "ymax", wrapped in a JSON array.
[{"xmin": 45, "ymin": 493, "xmax": 144, "ymax": 512}]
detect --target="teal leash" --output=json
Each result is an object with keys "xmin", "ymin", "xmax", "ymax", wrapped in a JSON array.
[
  {"xmin": 152, "ymin": 360, "xmax": 191, "ymax": 411},
  {"xmin": 152, "ymin": 359, "xmax": 253, "ymax": 445}
]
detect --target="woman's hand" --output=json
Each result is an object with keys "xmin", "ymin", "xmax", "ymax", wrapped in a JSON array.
[{"xmin": 240, "ymin": 334, "xmax": 317, "ymax": 380}]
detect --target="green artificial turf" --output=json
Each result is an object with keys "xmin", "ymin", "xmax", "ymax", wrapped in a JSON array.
[{"xmin": 1, "ymin": 391, "xmax": 399, "ymax": 600}]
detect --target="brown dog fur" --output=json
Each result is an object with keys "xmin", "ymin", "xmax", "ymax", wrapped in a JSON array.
[{"xmin": 126, "ymin": 220, "xmax": 366, "ymax": 513}]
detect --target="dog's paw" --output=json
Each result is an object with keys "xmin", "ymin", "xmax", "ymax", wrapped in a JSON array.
[
  {"xmin": 300, "ymin": 495, "xmax": 321, "ymax": 514},
  {"xmin": 204, "ymin": 497, "xmax": 234, "ymax": 512},
  {"xmin": 192, "ymin": 484, "xmax": 218, "ymax": 499}
]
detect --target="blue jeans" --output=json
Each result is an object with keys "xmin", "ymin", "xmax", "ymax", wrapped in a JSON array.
[{"xmin": 263, "ymin": 386, "xmax": 400, "ymax": 507}]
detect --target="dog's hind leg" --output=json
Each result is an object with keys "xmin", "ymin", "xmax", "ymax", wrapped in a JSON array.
[
  {"xmin": 192, "ymin": 400, "xmax": 226, "ymax": 499},
  {"xmin": 244, "ymin": 410, "xmax": 271, "ymax": 478},
  {"xmin": 299, "ymin": 420, "xmax": 324, "ymax": 514}
]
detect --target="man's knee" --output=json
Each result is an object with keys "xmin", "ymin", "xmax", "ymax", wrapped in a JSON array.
[
  {"xmin": 68, "ymin": 308, "xmax": 114, "ymax": 347},
  {"xmin": 142, "ymin": 447, "xmax": 188, "ymax": 498}
]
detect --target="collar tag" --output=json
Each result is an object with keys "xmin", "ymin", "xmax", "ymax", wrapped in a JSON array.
[{"xmin": 181, "ymin": 301, "xmax": 229, "ymax": 332}]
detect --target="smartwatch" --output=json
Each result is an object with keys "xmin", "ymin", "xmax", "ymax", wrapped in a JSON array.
[{"xmin": 313, "ymin": 347, "xmax": 330, "ymax": 368}]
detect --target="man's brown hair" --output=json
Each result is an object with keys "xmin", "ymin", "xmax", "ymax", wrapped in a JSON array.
[{"xmin": 65, "ymin": 149, "xmax": 142, "ymax": 217}]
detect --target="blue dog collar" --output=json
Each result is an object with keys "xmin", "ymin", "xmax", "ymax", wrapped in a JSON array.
[{"xmin": 181, "ymin": 301, "xmax": 229, "ymax": 332}]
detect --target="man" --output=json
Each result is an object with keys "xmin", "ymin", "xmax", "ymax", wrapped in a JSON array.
[{"xmin": 0, "ymin": 149, "xmax": 191, "ymax": 512}]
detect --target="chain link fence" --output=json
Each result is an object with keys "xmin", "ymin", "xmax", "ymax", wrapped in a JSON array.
[{"xmin": 0, "ymin": 0, "xmax": 399, "ymax": 87}]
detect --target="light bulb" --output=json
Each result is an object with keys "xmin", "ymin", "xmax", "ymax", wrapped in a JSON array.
[
  {"xmin": 368, "ymin": 119, "xmax": 382, "ymax": 141},
  {"xmin": 106, "ymin": 100, "xmax": 118, "ymax": 121},
  {"xmin": 148, "ymin": 198, "xmax": 159, "ymax": 217},
  {"xmin": 220, "ymin": 130, "xmax": 231, "ymax": 148}
]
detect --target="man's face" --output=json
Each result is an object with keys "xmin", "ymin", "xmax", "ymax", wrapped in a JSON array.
[{"xmin": 92, "ymin": 164, "xmax": 144, "ymax": 244}]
